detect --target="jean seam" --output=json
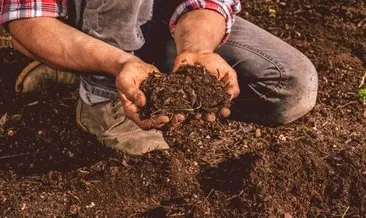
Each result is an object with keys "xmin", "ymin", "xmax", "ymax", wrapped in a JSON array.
[
  {"xmin": 225, "ymin": 40, "xmax": 289, "ymax": 93},
  {"xmin": 96, "ymin": 0, "xmax": 103, "ymax": 31}
]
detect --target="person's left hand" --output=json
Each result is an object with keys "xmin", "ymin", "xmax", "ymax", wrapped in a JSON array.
[{"xmin": 172, "ymin": 51, "xmax": 240, "ymax": 122}]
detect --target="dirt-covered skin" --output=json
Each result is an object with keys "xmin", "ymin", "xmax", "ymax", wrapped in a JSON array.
[
  {"xmin": 0, "ymin": 0, "xmax": 365, "ymax": 217},
  {"xmin": 140, "ymin": 65, "xmax": 230, "ymax": 119}
]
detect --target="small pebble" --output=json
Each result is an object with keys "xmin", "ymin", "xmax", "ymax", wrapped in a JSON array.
[
  {"xmin": 255, "ymin": 129, "xmax": 262, "ymax": 137},
  {"xmin": 220, "ymin": 108, "xmax": 231, "ymax": 117},
  {"xmin": 0, "ymin": 113, "xmax": 8, "ymax": 126},
  {"xmin": 7, "ymin": 129, "xmax": 15, "ymax": 137},
  {"xmin": 279, "ymin": 134, "xmax": 286, "ymax": 141},
  {"xmin": 205, "ymin": 113, "xmax": 216, "ymax": 122},
  {"xmin": 0, "ymin": 195, "xmax": 6, "ymax": 203},
  {"xmin": 109, "ymin": 166, "xmax": 119, "ymax": 176},
  {"xmin": 69, "ymin": 205, "xmax": 80, "ymax": 215},
  {"xmin": 11, "ymin": 114, "xmax": 22, "ymax": 121},
  {"xmin": 86, "ymin": 202, "xmax": 95, "ymax": 208},
  {"xmin": 279, "ymin": 2, "xmax": 287, "ymax": 6}
]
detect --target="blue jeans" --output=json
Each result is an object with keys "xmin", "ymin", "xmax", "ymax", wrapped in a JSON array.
[{"xmin": 79, "ymin": 13, "xmax": 318, "ymax": 125}]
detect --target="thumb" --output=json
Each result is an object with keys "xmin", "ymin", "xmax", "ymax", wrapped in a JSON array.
[
  {"xmin": 124, "ymin": 87, "xmax": 146, "ymax": 107},
  {"xmin": 116, "ymin": 77, "xmax": 147, "ymax": 107},
  {"xmin": 119, "ymin": 93, "xmax": 139, "ymax": 113}
]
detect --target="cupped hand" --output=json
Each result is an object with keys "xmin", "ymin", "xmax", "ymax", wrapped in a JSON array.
[
  {"xmin": 115, "ymin": 59, "xmax": 169, "ymax": 130},
  {"xmin": 173, "ymin": 52, "xmax": 240, "ymax": 121}
]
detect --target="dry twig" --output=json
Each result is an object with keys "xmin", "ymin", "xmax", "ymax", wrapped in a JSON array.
[
  {"xmin": 359, "ymin": 71, "xmax": 366, "ymax": 88},
  {"xmin": 341, "ymin": 206, "xmax": 350, "ymax": 218}
]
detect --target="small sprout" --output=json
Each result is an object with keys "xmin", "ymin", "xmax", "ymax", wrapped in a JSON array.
[{"xmin": 358, "ymin": 88, "xmax": 366, "ymax": 102}]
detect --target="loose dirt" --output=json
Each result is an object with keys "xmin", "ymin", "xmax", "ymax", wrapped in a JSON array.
[
  {"xmin": 140, "ymin": 65, "xmax": 230, "ymax": 119},
  {"xmin": 1, "ymin": 0, "xmax": 365, "ymax": 217}
]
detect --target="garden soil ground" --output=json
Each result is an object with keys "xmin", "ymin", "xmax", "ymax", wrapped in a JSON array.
[{"xmin": 0, "ymin": 0, "xmax": 365, "ymax": 217}]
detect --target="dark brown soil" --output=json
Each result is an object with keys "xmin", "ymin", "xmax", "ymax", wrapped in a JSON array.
[
  {"xmin": 1, "ymin": 0, "xmax": 366, "ymax": 217},
  {"xmin": 140, "ymin": 65, "xmax": 230, "ymax": 119}
]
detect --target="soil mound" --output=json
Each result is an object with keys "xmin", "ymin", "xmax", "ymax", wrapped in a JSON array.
[{"xmin": 140, "ymin": 65, "xmax": 231, "ymax": 119}]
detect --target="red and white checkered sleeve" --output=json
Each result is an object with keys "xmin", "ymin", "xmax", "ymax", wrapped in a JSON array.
[
  {"xmin": 170, "ymin": 0, "xmax": 242, "ymax": 42},
  {"xmin": 0, "ymin": 0, "xmax": 68, "ymax": 25}
]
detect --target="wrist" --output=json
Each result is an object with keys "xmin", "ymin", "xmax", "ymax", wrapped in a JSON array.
[
  {"xmin": 110, "ymin": 52, "xmax": 141, "ymax": 76},
  {"xmin": 175, "ymin": 9, "xmax": 225, "ymax": 55},
  {"xmin": 175, "ymin": 33, "xmax": 217, "ymax": 55}
]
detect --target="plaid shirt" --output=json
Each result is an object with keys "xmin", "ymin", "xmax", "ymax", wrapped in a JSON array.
[
  {"xmin": 0, "ymin": 0, "xmax": 241, "ymax": 41},
  {"xmin": 170, "ymin": 0, "xmax": 241, "ymax": 40}
]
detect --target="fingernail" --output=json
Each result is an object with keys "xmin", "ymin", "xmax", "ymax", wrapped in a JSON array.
[{"xmin": 121, "ymin": 94, "xmax": 128, "ymax": 102}]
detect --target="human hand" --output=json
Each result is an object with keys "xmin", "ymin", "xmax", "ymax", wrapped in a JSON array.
[
  {"xmin": 173, "ymin": 52, "xmax": 240, "ymax": 121},
  {"xmin": 115, "ymin": 59, "xmax": 170, "ymax": 130}
]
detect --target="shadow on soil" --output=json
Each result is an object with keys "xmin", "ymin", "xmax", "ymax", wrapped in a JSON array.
[
  {"xmin": 0, "ymin": 133, "xmax": 114, "ymax": 175},
  {"xmin": 199, "ymin": 152, "xmax": 259, "ymax": 195},
  {"xmin": 0, "ymin": 89, "xmax": 114, "ymax": 175}
]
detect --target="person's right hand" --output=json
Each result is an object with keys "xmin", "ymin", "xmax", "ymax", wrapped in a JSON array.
[
  {"xmin": 115, "ymin": 59, "xmax": 170, "ymax": 130},
  {"xmin": 172, "ymin": 52, "xmax": 240, "ymax": 122}
]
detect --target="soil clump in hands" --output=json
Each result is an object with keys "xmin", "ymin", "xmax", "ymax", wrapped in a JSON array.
[{"xmin": 140, "ymin": 64, "xmax": 231, "ymax": 120}]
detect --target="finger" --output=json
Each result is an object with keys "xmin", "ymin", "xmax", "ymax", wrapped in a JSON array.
[
  {"xmin": 204, "ymin": 113, "xmax": 216, "ymax": 122},
  {"xmin": 221, "ymin": 71, "xmax": 240, "ymax": 99},
  {"xmin": 119, "ymin": 93, "xmax": 139, "ymax": 113},
  {"xmin": 155, "ymin": 122, "xmax": 167, "ymax": 129},
  {"xmin": 121, "ymin": 97, "xmax": 169, "ymax": 129},
  {"xmin": 139, "ymin": 116, "xmax": 170, "ymax": 130},
  {"xmin": 133, "ymin": 90, "xmax": 146, "ymax": 107},
  {"xmin": 219, "ymin": 108, "xmax": 231, "ymax": 118},
  {"xmin": 117, "ymin": 78, "xmax": 147, "ymax": 107},
  {"xmin": 170, "ymin": 114, "xmax": 186, "ymax": 127},
  {"xmin": 227, "ymin": 84, "xmax": 240, "ymax": 99},
  {"xmin": 123, "ymin": 102, "xmax": 169, "ymax": 129},
  {"xmin": 225, "ymin": 76, "xmax": 240, "ymax": 99},
  {"xmin": 132, "ymin": 64, "xmax": 159, "ymax": 106}
]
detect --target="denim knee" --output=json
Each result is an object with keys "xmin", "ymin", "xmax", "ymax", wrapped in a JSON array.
[
  {"xmin": 280, "ymin": 55, "xmax": 318, "ymax": 124},
  {"xmin": 232, "ymin": 54, "xmax": 318, "ymax": 125}
]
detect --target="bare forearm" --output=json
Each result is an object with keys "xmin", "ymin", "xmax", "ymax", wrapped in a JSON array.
[
  {"xmin": 174, "ymin": 9, "xmax": 225, "ymax": 54},
  {"xmin": 8, "ymin": 17, "xmax": 136, "ymax": 76}
]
